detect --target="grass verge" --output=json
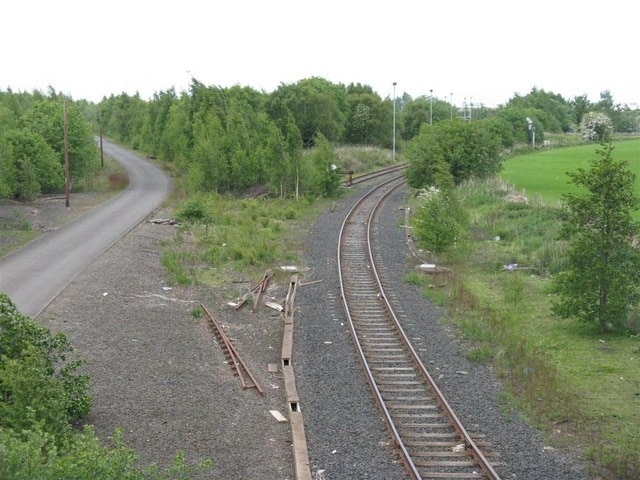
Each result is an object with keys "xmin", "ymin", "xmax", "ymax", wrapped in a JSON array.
[{"xmin": 412, "ymin": 176, "xmax": 639, "ymax": 479}]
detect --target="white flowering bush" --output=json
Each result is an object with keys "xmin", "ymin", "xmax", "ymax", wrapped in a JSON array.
[{"xmin": 579, "ymin": 112, "xmax": 614, "ymax": 141}]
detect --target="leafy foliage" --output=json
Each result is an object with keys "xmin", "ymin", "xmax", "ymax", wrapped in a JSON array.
[
  {"xmin": 406, "ymin": 119, "xmax": 503, "ymax": 188},
  {"xmin": 0, "ymin": 294, "xmax": 91, "ymax": 434},
  {"xmin": 0, "ymin": 294, "xmax": 210, "ymax": 479},
  {"xmin": 551, "ymin": 140, "xmax": 640, "ymax": 331},
  {"xmin": 0, "ymin": 90, "xmax": 98, "ymax": 200}
]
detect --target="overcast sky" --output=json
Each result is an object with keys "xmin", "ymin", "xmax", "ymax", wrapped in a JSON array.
[{"xmin": 3, "ymin": 0, "xmax": 637, "ymax": 108}]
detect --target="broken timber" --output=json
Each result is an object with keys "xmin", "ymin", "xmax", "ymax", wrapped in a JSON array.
[
  {"xmin": 200, "ymin": 303, "xmax": 264, "ymax": 395},
  {"xmin": 233, "ymin": 269, "xmax": 273, "ymax": 312}
]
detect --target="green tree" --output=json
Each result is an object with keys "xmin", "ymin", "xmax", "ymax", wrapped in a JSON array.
[
  {"xmin": 21, "ymin": 99, "xmax": 98, "ymax": 179},
  {"xmin": 284, "ymin": 113, "xmax": 303, "ymax": 199},
  {"xmin": 406, "ymin": 119, "xmax": 503, "ymax": 188},
  {"xmin": 4, "ymin": 129, "xmax": 63, "ymax": 194},
  {"xmin": 551, "ymin": 139, "xmax": 640, "ymax": 331},
  {"xmin": 411, "ymin": 159, "xmax": 467, "ymax": 259},
  {"xmin": 305, "ymin": 132, "xmax": 340, "ymax": 197},
  {"xmin": 267, "ymin": 77, "xmax": 347, "ymax": 146},
  {"xmin": 0, "ymin": 136, "xmax": 16, "ymax": 198}
]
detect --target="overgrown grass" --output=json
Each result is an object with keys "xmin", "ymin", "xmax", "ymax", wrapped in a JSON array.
[
  {"xmin": 154, "ymin": 144, "xmax": 399, "ymax": 288},
  {"xmin": 414, "ymin": 176, "xmax": 640, "ymax": 478},
  {"xmin": 74, "ymin": 155, "xmax": 129, "ymax": 192},
  {"xmin": 163, "ymin": 192, "xmax": 326, "ymax": 286},
  {"xmin": 0, "ymin": 209, "xmax": 39, "ymax": 257},
  {"xmin": 335, "ymin": 145, "xmax": 399, "ymax": 173}
]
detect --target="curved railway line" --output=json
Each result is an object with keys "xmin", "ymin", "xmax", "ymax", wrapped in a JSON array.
[{"xmin": 337, "ymin": 176, "xmax": 502, "ymax": 479}]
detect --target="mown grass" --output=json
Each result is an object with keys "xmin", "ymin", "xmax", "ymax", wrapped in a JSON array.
[
  {"xmin": 417, "ymin": 173, "xmax": 640, "ymax": 478},
  {"xmin": 501, "ymin": 138, "xmax": 640, "ymax": 207}
]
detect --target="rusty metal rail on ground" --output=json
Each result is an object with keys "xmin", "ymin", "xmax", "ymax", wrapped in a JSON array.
[{"xmin": 201, "ymin": 303, "xmax": 264, "ymax": 395}]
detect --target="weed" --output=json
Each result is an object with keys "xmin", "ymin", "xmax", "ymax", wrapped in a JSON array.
[
  {"xmin": 415, "ymin": 173, "xmax": 640, "ymax": 474},
  {"xmin": 191, "ymin": 307, "xmax": 202, "ymax": 319}
]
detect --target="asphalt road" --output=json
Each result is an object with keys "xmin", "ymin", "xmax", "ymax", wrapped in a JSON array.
[{"xmin": 0, "ymin": 140, "xmax": 173, "ymax": 318}]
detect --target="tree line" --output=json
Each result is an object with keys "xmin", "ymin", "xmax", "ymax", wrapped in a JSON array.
[
  {"xmin": 1, "ymin": 79, "xmax": 637, "ymax": 201},
  {"xmin": 0, "ymin": 88, "xmax": 99, "ymax": 200}
]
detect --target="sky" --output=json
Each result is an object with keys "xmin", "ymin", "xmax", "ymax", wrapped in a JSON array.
[{"xmin": 2, "ymin": 0, "xmax": 638, "ymax": 108}]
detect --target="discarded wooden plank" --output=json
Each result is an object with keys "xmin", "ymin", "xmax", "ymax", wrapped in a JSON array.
[{"xmin": 269, "ymin": 410, "xmax": 288, "ymax": 423}]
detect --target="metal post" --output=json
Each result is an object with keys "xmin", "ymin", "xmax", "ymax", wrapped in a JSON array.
[
  {"xmin": 450, "ymin": 92, "xmax": 453, "ymax": 120},
  {"xmin": 429, "ymin": 89, "xmax": 433, "ymax": 125},
  {"xmin": 392, "ymin": 82, "xmax": 397, "ymax": 163},
  {"xmin": 63, "ymin": 99, "xmax": 70, "ymax": 208}
]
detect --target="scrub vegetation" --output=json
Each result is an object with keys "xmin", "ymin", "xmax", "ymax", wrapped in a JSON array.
[
  {"xmin": 2, "ymin": 78, "xmax": 640, "ymax": 478},
  {"xmin": 408, "ymin": 138, "xmax": 640, "ymax": 478}
]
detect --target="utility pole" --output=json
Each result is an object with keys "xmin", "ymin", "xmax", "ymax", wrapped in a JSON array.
[
  {"xmin": 429, "ymin": 89, "xmax": 433, "ymax": 125},
  {"xmin": 99, "ymin": 109, "xmax": 104, "ymax": 168},
  {"xmin": 63, "ymin": 99, "xmax": 70, "ymax": 208},
  {"xmin": 392, "ymin": 82, "xmax": 397, "ymax": 163},
  {"xmin": 450, "ymin": 92, "xmax": 453, "ymax": 120}
]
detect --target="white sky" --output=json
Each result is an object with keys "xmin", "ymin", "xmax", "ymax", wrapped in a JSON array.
[{"xmin": 2, "ymin": 0, "xmax": 638, "ymax": 108}]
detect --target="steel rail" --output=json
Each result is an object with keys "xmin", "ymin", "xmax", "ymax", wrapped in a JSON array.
[
  {"xmin": 344, "ymin": 163, "xmax": 408, "ymax": 186},
  {"xmin": 337, "ymin": 177, "xmax": 501, "ymax": 479},
  {"xmin": 201, "ymin": 303, "xmax": 264, "ymax": 395}
]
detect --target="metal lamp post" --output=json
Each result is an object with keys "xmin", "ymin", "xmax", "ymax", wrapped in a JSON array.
[
  {"xmin": 429, "ymin": 89, "xmax": 433, "ymax": 125},
  {"xmin": 392, "ymin": 82, "xmax": 397, "ymax": 163},
  {"xmin": 526, "ymin": 117, "xmax": 536, "ymax": 148},
  {"xmin": 450, "ymin": 92, "xmax": 453, "ymax": 120}
]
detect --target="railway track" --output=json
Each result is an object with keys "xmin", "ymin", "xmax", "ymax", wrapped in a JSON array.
[
  {"xmin": 337, "ymin": 177, "xmax": 501, "ymax": 479},
  {"xmin": 343, "ymin": 162, "xmax": 407, "ymax": 186}
]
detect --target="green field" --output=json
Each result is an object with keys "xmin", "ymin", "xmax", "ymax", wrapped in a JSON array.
[{"xmin": 501, "ymin": 139, "xmax": 640, "ymax": 206}]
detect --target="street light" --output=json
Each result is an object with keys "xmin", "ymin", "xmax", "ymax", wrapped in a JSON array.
[
  {"xmin": 450, "ymin": 92, "xmax": 453, "ymax": 120},
  {"xmin": 526, "ymin": 117, "xmax": 536, "ymax": 148},
  {"xmin": 429, "ymin": 89, "xmax": 433, "ymax": 125},
  {"xmin": 469, "ymin": 96, "xmax": 473, "ymax": 121},
  {"xmin": 392, "ymin": 82, "xmax": 397, "ymax": 163}
]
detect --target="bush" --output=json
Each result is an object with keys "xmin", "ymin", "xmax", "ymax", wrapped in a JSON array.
[{"xmin": 0, "ymin": 294, "xmax": 91, "ymax": 431}]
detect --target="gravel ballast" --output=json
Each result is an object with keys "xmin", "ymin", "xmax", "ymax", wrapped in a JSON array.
[
  {"xmin": 27, "ymin": 181, "xmax": 590, "ymax": 479},
  {"xmin": 295, "ymin": 183, "xmax": 588, "ymax": 479}
]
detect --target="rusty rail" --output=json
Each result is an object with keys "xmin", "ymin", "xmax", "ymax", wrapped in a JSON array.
[
  {"xmin": 337, "ymin": 177, "xmax": 502, "ymax": 479},
  {"xmin": 201, "ymin": 303, "xmax": 264, "ymax": 395},
  {"xmin": 342, "ymin": 163, "xmax": 407, "ymax": 187}
]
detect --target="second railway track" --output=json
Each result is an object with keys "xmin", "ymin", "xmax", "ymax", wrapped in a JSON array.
[{"xmin": 337, "ymin": 176, "xmax": 502, "ymax": 480}]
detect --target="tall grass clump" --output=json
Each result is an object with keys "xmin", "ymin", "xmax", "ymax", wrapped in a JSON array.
[{"xmin": 335, "ymin": 145, "xmax": 396, "ymax": 174}]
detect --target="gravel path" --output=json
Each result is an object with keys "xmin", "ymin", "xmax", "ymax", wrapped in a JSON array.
[{"xmin": 28, "ymin": 180, "xmax": 590, "ymax": 479}]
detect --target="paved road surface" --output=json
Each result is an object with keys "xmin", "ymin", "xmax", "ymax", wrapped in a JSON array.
[{"xmin": 0, "ymin": 141, "xmax": 173, "ymax": 318}]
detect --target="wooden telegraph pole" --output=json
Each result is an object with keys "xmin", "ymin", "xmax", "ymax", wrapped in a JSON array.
[
  {"xmin": 99, "ymin": 109, "xmax": 104, "ymax": 168},
  {"xmin": 63, "ymin": 99, "xmax": 70, "ymax": 207}
]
